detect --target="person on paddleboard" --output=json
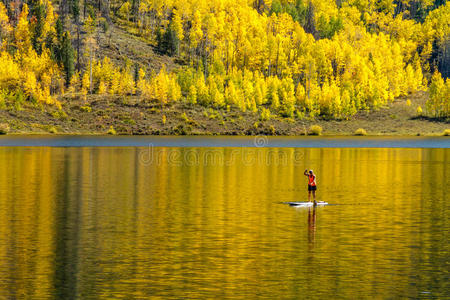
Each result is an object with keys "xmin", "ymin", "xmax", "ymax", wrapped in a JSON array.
[{"xmin": 304, "ymin": 169, "xmax": 317, "ymax": 204}]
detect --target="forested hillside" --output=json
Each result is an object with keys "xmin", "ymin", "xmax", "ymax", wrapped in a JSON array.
[{"xmin": 0, "ymin": 0, "xmax": 449, "ymax": 128}]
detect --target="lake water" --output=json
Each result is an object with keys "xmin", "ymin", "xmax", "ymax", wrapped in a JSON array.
[{"xmin": 0, "ymin": 137, "xmax": 448, "ymax": 299}]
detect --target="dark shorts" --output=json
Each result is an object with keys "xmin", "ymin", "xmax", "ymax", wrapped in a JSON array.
[{"xmin": 308, "ymin": 185, "xmax": 317, "ymax": 191}]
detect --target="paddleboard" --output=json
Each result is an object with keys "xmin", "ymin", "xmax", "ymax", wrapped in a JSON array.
[{"xmin": 285, "ymin": 201, "xmax": 328, "ymax": 207}]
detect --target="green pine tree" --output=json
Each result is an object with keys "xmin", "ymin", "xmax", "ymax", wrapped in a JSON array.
[{"xmin": 61, "ymin": 32, "xmax": 75, "ymax": 86}]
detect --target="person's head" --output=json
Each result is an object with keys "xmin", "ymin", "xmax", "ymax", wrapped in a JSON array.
[{"xmin": 309, "ymin": 170, "xmax": 313, "ymax": 175}]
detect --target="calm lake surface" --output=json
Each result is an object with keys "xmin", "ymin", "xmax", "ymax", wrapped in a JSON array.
[{"xmin": 0, "ymin": 137, "xmax": 448, "ymax": 299}]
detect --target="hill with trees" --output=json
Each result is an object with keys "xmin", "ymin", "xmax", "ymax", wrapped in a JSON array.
[{"xmin": 0, "ymin": 0, "xmax": 448, "ymax": 134}]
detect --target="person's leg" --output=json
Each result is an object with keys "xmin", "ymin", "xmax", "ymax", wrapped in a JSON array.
[
  {"xmin": 308, "ymin": 190, "xmax": 311, "ymax": 202},
  {"xmin": 312, "ymin": 190, "xmax": 316, "ymax": 203}
]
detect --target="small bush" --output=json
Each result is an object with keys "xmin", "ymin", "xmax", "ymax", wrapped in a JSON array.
[
  {"xmin": 0, "ymin": 123, "xmax": 10, "ymax": 134},
  {"xmin": 269, "ymin": 125, "xmax": 276, "ymax": 135},
  {"xmin": 443, "ymin": 129, "xmax": 450, "ymax": 136},
  {"xmin": 181, "ymin": 112, "xmax": 190, "ymax": 122},
  {"xmin": 406, "ymin": 99, "xmax": 411, "ymax": 106},
  {"xmin": 295, "ymin": 110, "xmax": 305, "ymax": 120},
  {"xmin": 48, "ymin": 126, "xmax": 58, "ymax": 134},
  {"xmin": 416, "ymin": 106, "xmax": 423, "ymax": 116},
  {"xmin": 308, "ymin": 125, "xmax": 323, "ymax": 136},
  {"xmin": 80, "ymin": 105, "xmax": 92, "ymax": 113},
  {"xmin": 107, "ymin": 126, "xmax": 117, "ymax": 135},
  {"xmin": 51, "ymin": 110, "xmax": 68, "ymax": 120},
  {"xmin": 260, "ymin": 107, "xmax": 271, "ymax": 121},
  {"xmin": 354, "ymin": 128, "xmax": 367, "ymax": 136},
  {"xmin": 162, "ymin": 114, "xmax": 166, "ymax": 125}
]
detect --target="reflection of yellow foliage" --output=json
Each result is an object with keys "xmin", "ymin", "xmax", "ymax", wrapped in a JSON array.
[{"xmin": 0, "ymin": 147, "xmax": 447, "ymax": 298}]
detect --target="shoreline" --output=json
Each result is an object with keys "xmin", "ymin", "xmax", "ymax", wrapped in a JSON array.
[
  {"xmin": 0, "ymin": 134, "xmax": 448, "ymax": 148},
  {"xmin": 1, "ymin": 131, "xmax": 449, "ymax": 137}
]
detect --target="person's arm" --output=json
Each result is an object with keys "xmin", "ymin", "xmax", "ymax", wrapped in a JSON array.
[{"xmin": 304, "ymin": 169, "xmax": 309, "ymax": 176}]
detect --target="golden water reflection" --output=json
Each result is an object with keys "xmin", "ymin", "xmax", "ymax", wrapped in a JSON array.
[{"xmin": 0, "ymin": 147, "xmax": 448, "ymax": 298}]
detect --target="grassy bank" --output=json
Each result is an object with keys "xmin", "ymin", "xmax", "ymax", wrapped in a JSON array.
[{"xmin": 0, "ymin": 91, "xmax": 448, "ymax": 136}]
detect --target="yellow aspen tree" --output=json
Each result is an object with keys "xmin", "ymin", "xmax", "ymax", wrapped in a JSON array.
[
  {"xmin": 195, "ymin": 75, "xmax": 208, "ymax": 103},
  {"xmin": 225, "ymin": 80, "xmax": 238, "ymax": 106},
  {"xmin": 0, "ymin": 52, "xmax": 20, "ymax": 88},
  {"xmin": 22, "ymin": 71, "xmax": 37, "ymax": 99},
  {"xmin": 15, "ymin": 4, "xmax": 32, "ymax": 53},
  {"xmin": 296, "ymin": 83, "xmax": 306, "ymax": 105},
  {"xmin": 41, "ymin": 0, "xmax": 56, "ymax": 42},
  {"xmin": 81, "ymin": 71, "xmax": 90, "ymax": 99},
  {"xmin": 168, "ymin": 73, "xmax": 181, "ymax": 101},
  {"xmin": 137, "ymin": 68, "xmax": 146, "ymax": 95},
  {"xmin": 98, "ymin": 80, "xmax": 106, "ymax": 94},
  {"xmin": 0, "ymin": 2, "xmax": 11, "ymax": 49},
  {"xmin": 110, "ymin": 71, "xmax": 121, "ymax": 94},
  {"xmin": 172, "ymin": 8, "xmax": 184, "ymax": 41},
  {"xmin": 190, "ymin": 10, "xmax": 203, "ymax": 65},
  {"xmin": 68, "ymin": 71, "xmax": 80, "ymax": 93},
  {"xmin": 119, "ymin": 2, "xmax": 131, "ymax": 21},
  {"xmin": 427, "ymin": 72, "xmax": 447, "ymax": 118},
  {"xmin": 187, "ymin": 85, "xmax": 197, "ymax": 104}
]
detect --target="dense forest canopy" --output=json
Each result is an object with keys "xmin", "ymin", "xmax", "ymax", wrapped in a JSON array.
[{"xmin": 0, "ymin": 0, "xmax": 448, "ymax": 118}]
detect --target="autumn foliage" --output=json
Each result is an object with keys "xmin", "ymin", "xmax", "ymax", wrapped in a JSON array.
[{"xmin": 0, "ymin": 0, "xmax": 449, "ymax": 119}]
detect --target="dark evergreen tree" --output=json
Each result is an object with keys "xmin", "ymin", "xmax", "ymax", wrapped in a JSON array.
[
  {"xmin": 157, "ymin": 23, "xmax": 179, "ymax": 56},
  {"xmin": 52, "ymin": 17, "xmax": 64, "ymax": 64},
  {"xmin": 31, "ymin": 2, "xmax": 45, "ymax": 54},
  {"xmin": 61, "ymin": 32, "xmax": 75, "ymax": 85},
  {"xmin": 304, "ymin": 1, "xmax": 317, "ymax": 39},
  {"xmin": 71, "ymin": 0, "xmax": 80, "ymax": 21}
]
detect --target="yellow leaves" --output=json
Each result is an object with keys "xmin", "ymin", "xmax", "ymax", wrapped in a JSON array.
[
  {"xmin": 1, "ymin": 0, "xmax": 445, "ymax": 118},
  {"xmin": 21, "ymin": 49, "xmax": 58, "ymax": 80},
  {"xmin": 190, "ymin": 11, "xmax": 203, "ymax": 48},
  {"xmin": 423, "ymin": 1, "xmax": 450, "ymax": 41},
  {"xmin": 225, "ymin": 80, "xmax": 238, "ymax": 106},
  {"xmin": 187, "ymin": 85, "xmax": 197, "ymax": 104},
  {"xmin": 172, "ymin": 8, "xmax": 184, "ymax": 41},
  {"xmin": 68, "ymin": 72, "xmax": 80, "ymax": 94},
  {"xmin": 138, "ymin": 66, "xmax": 181, "ymax": 102},
  {"xmin": 15, "ymin": 4, "xmax": 31, "ymax": 52},
  {"xmin": 23, "ymin": 72, "xmax": 37, "ymax": 98},
  {"xmin": 0, "ymin": 45, "xmax": 61, "ymax": 105},
  {"xmin": 81, "ymin": 72, "xmax": 90, "ymax": 96},
  {"xmin": 260, "ymin": 107, "xmax": 271, "ymax": 121},
  {"xmin": 0, "ymin": 2, "xmax": 11, "ymax": 48},
  {"xmin": 82, "ymin": 57, "xmax": 136, "ymax": 95},
  {"xmin": 416, "ymin": 105, "xmax": 423, "ymax": 116},
  {"xmin": 0, "ymin": 2, "xmax": 9, "ymax": 26},
  {"xmin": 295, "ymin": 83, "xmax": 306, "ymax": 105},
  {"xmin": 40, "ymin": 0, "xmax": 56, "ymax": 40},
  {"xmin": 208, "ymin": 76, "xmax": 225, "ymax": 107},
  {"xmin": 0, "ymin": 52, "xmax": 20, "ymax": 89},
  {"xmin": 119, "ymin": 2, "xmax": 132, "ymax": 21},
  {"xmin": 427, "ymin": 72, "xmax": 450, "ymax": 118}
]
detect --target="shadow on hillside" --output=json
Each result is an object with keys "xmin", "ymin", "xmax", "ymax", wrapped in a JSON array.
[{"xmin": 410, "ymin": 116, "xmax": 450, "ymax": 123}]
